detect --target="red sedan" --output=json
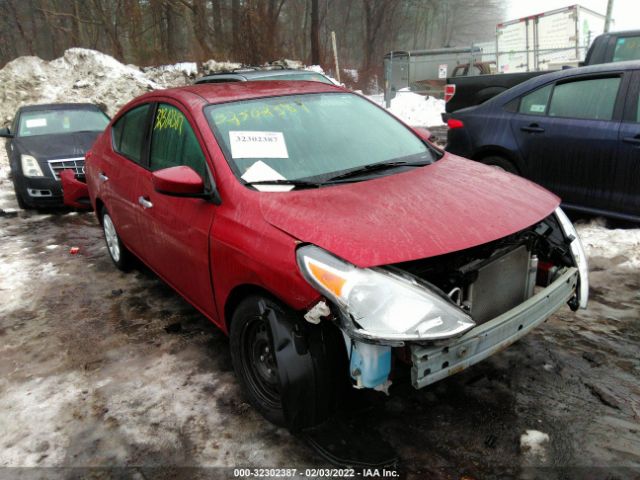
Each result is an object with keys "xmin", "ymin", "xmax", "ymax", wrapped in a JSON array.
[{"xmin": 76, "ymin": 81, "xmax": 588, "ymax": 429}]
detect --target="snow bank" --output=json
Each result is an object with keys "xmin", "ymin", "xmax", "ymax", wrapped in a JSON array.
[
  {"xmin": 201, "ymin": 59, "xmax": 242, "ymax": 75},
  {"xmin": 0, "ymin": 48, "xmax": 161, "ymax": 120},
  {"xmin": 576, "ymin": 219, "xmax": 640, "ymax": 268},
  {"xmin": 365, "ymin": 89, "xmax": 445, "ymax": 127},
  {"xmin": 387, "ymin": 88, "xmax": 445, "ymax": 127}
]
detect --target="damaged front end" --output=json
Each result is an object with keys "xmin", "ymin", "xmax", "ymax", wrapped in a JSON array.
[
  {"xmin": 297, "ymin": 208, "xmax": 588, "ymax": 392},
  {"xmin": 60, "ymin": 168, "xmax": 92, "ymax": 209}
]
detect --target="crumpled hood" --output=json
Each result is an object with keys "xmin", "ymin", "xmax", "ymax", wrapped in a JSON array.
[
  {"xmin": 260, "ymin": 155, "xmax": 560, "ymax": 268},
  {"xmin": 13, "ymin": 131, "xmax": 101, "ymax": 160}
]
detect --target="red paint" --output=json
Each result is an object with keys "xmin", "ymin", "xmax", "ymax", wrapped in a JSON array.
[
  {"xmin": 86, "ymin": 81, "xmax": 560, "ymax": 334},
  {"xmin": 152, "ymin": 166, "xmax": 204, "ymax": 195},
  {"xmin": 447, "ymin": 118, "xmax": 464, "ymax": 129},
  {"xmin": 60, "ymin": 169, "xmax": 91, "ymax": 209}
]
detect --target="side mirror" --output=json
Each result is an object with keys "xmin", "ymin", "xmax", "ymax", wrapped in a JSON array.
[
  {"xmin": 152, "ymin": 166, "xmax": 206, "ymax": 197},
  {"xmin": 413, "ymin": 127, "xmax": 433, "ymax": 143},
  {"xmin": 0, "ymin": 127, "xmax": 14, "ymax": 138}
]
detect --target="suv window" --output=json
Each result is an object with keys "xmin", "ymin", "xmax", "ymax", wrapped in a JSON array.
[
  {"xmin": 149, "ymin": 103, "xmax": 208, "ymax": 179},
  {"xmin": 548, "ymin": 77, "xmax": 620, "ymax": 120},
  {"xmin": 613, "ymin": 36, "xmax": 640, "ymax": 62},
  {"xmin": 112, "ymin": 104, "xmax": 150, "ymax": 164},
  {"xmin": 519, "ymin": 84, "xmax": 553, "ymax": 115}
]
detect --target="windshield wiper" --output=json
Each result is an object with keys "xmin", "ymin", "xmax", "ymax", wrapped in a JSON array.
[
  {"xmin": 245, "ymin": 179, "xmax": 322, "ymax": 189},
  {"xmin": 323, "ymin": 159, "xmax": 430, "ymax": 183}
]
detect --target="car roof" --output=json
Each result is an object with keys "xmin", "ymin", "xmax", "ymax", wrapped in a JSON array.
[
  {"xmin": 196, "ymin": 69, "xmax": 327, "ymax": 83},
  {"xmin": 488, "ymin": 60, "xmax": 640, "ymax": 106},
  {"xmin": 17, "ymin": 103, "xmax": 102, "ymax": 113},
  {"xmin": 138, "ymin": 80, "xmax": 346, "ymax": 105}
]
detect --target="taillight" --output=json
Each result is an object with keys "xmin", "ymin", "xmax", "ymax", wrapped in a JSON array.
[
  {"xmin": 444, "ymin": 84, "xmax": 456, "ymax": 103},
  {"xmin": 447, "ymin": 118, "xmax": 464, "ymax": 129}
]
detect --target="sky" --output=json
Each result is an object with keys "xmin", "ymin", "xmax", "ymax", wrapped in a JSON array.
[{"xmin": 507, "ymin": 0, "xmax": 639, "ymax": 30}]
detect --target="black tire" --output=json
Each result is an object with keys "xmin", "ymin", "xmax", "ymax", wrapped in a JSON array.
[
  {"xmin": 230, "ymin": 296, "xmax": 287, "ymax": 426},
  {"xmin": 480, "ymin": 155, "xmax": 518, "ymax": 174},
  {"xmin": 229, "ymin": 295, "xmax": 349, "ymax": 429},
  {"xmin": 12, "ymin": 178, "xmax": 31, "ymax": 210},
  {"xmin": 101, "ymin": 207, "xmax": 132, "ymax": 271}
]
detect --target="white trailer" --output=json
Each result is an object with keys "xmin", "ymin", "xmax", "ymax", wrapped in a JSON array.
[{"xmin": 496, "ymin": 5, "xmax": 605, "ymax": 73}]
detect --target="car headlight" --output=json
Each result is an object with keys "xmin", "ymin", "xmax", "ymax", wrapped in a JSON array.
[
  {"xmin": 554, "ymin": 207, "xmax": 588, "ymax": 309},
  {"xmin": 21, "ymin": 155, "xmax": 44, "ymax": 177},
  {"xmin": 296, "ymin": 245, "xmax": 475, "ymax": 341}
]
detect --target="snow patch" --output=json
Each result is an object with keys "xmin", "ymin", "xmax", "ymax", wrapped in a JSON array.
[
  {"xmin": 366, "ymin": 89, "xmax": 445, "ymax": 127},
  {"xmin": 576, "ymin": 220, "xmax": 640, "ymax": 269},
  {"xmin": 520, "ymin": 429, "xmax": 549, "ymax": 458}
]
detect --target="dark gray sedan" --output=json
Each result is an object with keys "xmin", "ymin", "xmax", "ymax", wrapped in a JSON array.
[{"xmin": 0, "ymin": 103, "xmax": 109, "ymax": 209}]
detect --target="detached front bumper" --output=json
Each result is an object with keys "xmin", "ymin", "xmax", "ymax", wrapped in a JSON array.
[
  {"xmin": 60, "ymin": 169, "xmax": 91, "ymax": 209},
  {"xmin": 411, "ymin": 266, "xmax": 578, "ymax": 389}
]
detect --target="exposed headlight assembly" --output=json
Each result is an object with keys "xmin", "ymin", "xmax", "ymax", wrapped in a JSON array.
[
  {"xmin": 21, "ymin": 155, "xmax": 44, "ymax": 177},
  {"xmin": 554, "ymin": 207, "xmax": 588, "ymax": 309},
  {"xmin": 296, "ymin": 245, "xmax": 475, "ymax": 343}
]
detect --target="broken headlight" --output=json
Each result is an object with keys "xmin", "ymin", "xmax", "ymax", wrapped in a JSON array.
[
  {"xmin": 296, "ymin": 245, "xmax": 475, "ymax": 341},
  {"xmin": 554, "ymin": 207, "xmax": 589, "ymax": 309}
]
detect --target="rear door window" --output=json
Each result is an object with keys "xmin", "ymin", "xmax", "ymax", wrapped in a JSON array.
[
  {"xmin": 518, "ymin": 84, "xmax": 553, "ymax": 115},
  {"xmin": 613, "ymin": 36, "xmax": 640, "ymax": 62},
  {"xmin": 149, "ymin": 103, "xmax": 208, "ymax": 180},
  {"xmin": 548, "ymin": 77, "xmax": 621, "ymax": 120},
  {"xmin": 112, "ymin": 104, "xmax": 151, "ymax": 164}
]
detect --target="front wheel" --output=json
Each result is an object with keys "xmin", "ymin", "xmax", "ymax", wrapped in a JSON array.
[
  {"xmin": 12, "ymin": 178, "xmax": 31, "ymax": 210},
  {"xmin": 101, "ymin": 208, "xmax": 132, "ymax": 271},
  {"xmin": 229, "ymin": 295, "xmax": 349, "ymax": 430}
]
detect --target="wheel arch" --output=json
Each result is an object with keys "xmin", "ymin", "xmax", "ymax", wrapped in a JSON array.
[
  {"xmin": 223, "ymin": 283, "xmax": 293, "ymax": 333},
  {"xmin": 94, "ymin": 197, "xmax": 105, "ymax": 224},
  {"xmin": 472, "ymin": 146, "xmax": 523, "ymax": 174}
]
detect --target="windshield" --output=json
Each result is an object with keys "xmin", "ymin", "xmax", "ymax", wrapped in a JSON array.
[
  {"xmin": 205, "ymin": 93, "xmax": 434, "ymax": 185},
  {"xmin": 18, "ymin": 109, "xmax": 109, "ymax": 137},
  {"xmin": 254, "ymin": 72, "xmax": 333, "ymax": 84}
]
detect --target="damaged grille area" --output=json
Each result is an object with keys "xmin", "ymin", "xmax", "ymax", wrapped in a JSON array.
[{"xmin": 392, "ymin": 219, "xmax": 573, "ymax": 325}]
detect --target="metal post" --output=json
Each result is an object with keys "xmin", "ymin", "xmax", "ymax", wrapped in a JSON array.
[{"xmin": 604, "ymin": 0, "xmax": 614, "ymax": 32}]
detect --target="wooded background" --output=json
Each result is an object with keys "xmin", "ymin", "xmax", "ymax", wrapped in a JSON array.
[{"xmin": 0, "ymin": 0, "xmax": 505, "ymax": 88}]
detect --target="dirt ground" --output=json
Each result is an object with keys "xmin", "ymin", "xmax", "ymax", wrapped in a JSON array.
[{"xmin": 1, "ymin": 175, "xmax": 640, "ymax": 479}]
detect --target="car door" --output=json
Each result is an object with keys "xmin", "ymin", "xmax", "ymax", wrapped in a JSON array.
[
  {"xmin": 100, "ymin": 103, "xmax": 153, "ymax": 254},
  {"xmin": 615, "ymin": 70, "xmax": 640, "ymax": 218},
  {"xmin": 511, "ymin": 73, "xmax": 626, "ymax": 212},
  {"xmin": 135, "ymin": 101, "xmax": 217, "ymax": 317}
]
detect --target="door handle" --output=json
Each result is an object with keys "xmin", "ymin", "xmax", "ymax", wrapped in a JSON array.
[
  {"xmin": 520, "ymin": 124, "xmax": 545, "ymax": 133},
  {"xmin": 98, "ymin": 172, "xmax": 109, "ymax": 182},
  {"xmin": 138, "ymin": 196, "xmax": 153, "ymax": 209},
  {"xmin": 622, "ymin": 136, "xmax": 640, "ymax": 145}
]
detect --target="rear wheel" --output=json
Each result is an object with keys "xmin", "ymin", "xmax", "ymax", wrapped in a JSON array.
[
  {"xmin": 101, "ymin": 208, "xmax": 132, "ymax": 271},
  {"xmin": 480, "ymin": 155, "xmax": 518, "ymax": 174}
]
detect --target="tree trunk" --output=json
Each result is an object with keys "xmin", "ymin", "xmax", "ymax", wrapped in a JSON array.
[{"xmin": 310, "ymin": 0, "xmax": 320, "ymax": 65}]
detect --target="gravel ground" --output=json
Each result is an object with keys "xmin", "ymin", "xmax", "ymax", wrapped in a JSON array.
[{"xmin": 1, "ymin": 161, "xmax": 639, "ymax": 479}]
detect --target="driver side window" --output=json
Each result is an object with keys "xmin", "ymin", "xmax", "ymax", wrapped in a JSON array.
[{"xmin": 149, "ymin": 103, "xmax": 208, "ymax": 180}]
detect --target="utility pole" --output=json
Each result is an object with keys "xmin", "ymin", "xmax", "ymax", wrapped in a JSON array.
[{"xmin": 604, "ymin": 0, "xmax": 614, "ymax": 33}]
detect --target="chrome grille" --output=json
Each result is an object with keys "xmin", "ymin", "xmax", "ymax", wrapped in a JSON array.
[{"xmin": 47, "ymin": 157, "xmax": 85, "ymax": 180}]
